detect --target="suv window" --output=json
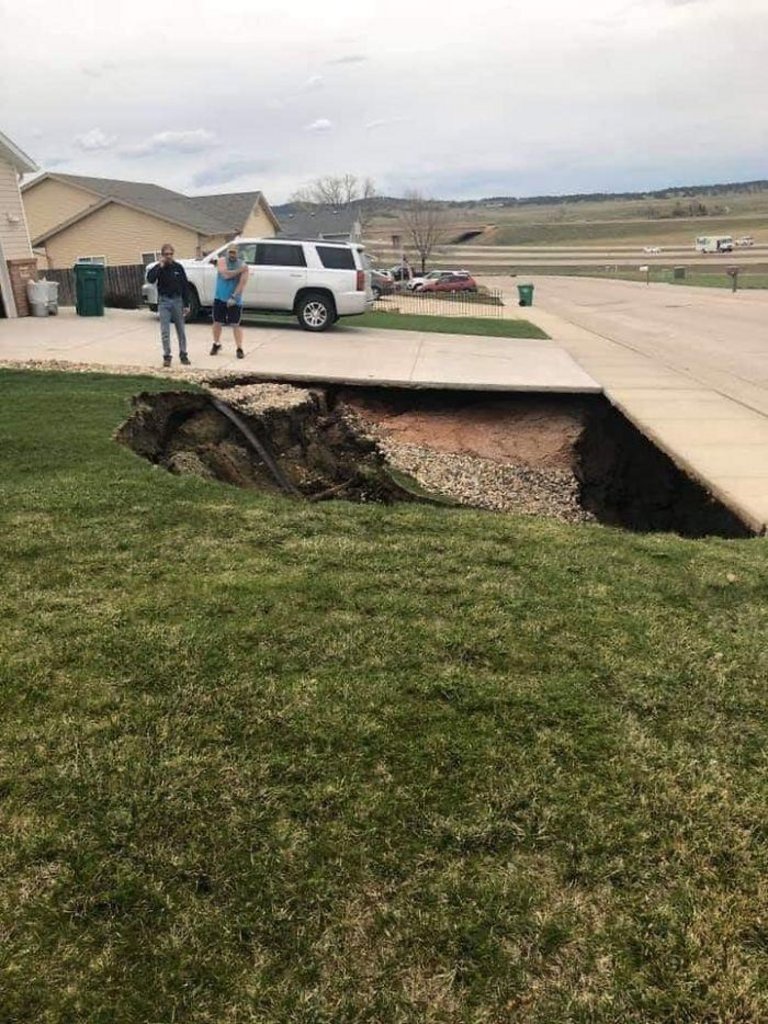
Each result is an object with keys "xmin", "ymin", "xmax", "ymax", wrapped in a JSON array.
[
  {"xmin": 257, "ymin": 243, "xmax": 306, "ymax": 268},
  {"xmin": 317, "ymin": 245, "xmax": 356, "ymax": 270},
  {"xmin": 237, "ymin": 243, "xmax": 258, "ymax": 265}
]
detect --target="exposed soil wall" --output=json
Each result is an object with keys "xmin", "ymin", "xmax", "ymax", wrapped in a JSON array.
[
  {"xmin": 576, "ymin": 403, "xmax": 753, "ymax": 538},
  {"xmin": 114, "ymin": 386, "xmax": 437, "ymax": 505}
]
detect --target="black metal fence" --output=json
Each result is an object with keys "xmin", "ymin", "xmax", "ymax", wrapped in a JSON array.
[
  {"xmin": 43, "ymin": 264, "xmax": 146, "ymax": 308},
  {"xmin": 373, "ymin": 286, "xmax": 504, "ymax": 318}
]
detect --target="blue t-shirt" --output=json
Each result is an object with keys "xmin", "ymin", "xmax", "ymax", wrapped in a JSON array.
[{"xmin": 215, "ymin": 256, "xmax": 245, "ymax": 305}]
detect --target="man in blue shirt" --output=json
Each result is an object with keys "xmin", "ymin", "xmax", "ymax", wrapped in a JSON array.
[{"xmin": 210, "ymin": 243, "xmax": 249, "ymax": 359}]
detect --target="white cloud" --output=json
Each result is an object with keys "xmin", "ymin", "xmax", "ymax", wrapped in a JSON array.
[
  {"xmin": 327, "ymin": 54, "xmax": 367, "ymax": 65},
  {"xmin": 121, "ymin": 129, "xmax": 216, "ymax": 158},
  {"xmin": 74, "ymin": 128, "xmax": 117, "ymax": 151},
  {"xmin": 305, "ymin": 118, "xmax": 334, "ymax": 133},
  {"xmin": 365, "ymin": 117, "xmax": 407, "ymax": 131}
]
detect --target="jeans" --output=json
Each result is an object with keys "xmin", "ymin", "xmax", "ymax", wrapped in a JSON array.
[{"xmin": 158, "ymin": 295, "xmax": 188, "ymax": 357}]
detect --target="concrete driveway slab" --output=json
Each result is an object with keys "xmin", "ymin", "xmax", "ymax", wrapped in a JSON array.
[
  {"xmin": 410, "ymin": 334, "xmax": 599, "ymax": 392},
  {"xmin": 0, "ymin": 306, "xmax": 599, "ymax": 394}
]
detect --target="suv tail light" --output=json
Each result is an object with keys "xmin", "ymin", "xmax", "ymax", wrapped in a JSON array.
[{"xmin": 356, "ymin": 270, "xmax": 365, "ymax": 292}]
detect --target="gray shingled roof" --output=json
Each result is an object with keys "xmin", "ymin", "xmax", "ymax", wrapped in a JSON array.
[
  {"xmin": 190, "ymin": 191, "xmax": 266, "ymax": 231},
  {"xmin": 274, "ymin": 203, "xmax": 360, "ymax": 241},
  {"xmin": 40, "ymin": 173, "xmax": 263, "ymax": 235}
]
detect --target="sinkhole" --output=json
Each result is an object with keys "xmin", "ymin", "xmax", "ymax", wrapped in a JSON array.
[{"xmin": 114, "ymin": 379, "xmax": 754, "ymax": 538}]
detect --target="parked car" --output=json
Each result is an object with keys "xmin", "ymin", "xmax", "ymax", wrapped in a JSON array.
[
  {"xmin": 370, "ymin": 268, "xmax": 395, "ymax": 299},
  {"xmin": 408, "ymin": 270, "xmax": 446, "ymax": 291},
  {"xmin": 388, "ymin": 265, "xmax": 415, "ymax": 282},
  {"xmin": 143, "ymin": 238, "xmax": 371, "ymax": 331},
  {"xmin": 421, "ymin": 272, "xmax": 478, "ymax": 293},
  {"xmin": 643, "ymin": 246, "xmax": 662, "ymax": 254},
  {"xmin": 735, "ymin": 236, "xmax": 755, "ymax": 247}
]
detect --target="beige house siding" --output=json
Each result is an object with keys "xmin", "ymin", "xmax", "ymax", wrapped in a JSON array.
[
  {"xmin": 0, "ymin": 159, "xmax": 33, "ymax": 260},
  {"xmin": 23, "ymin": 178, "xmax": 96, "ymax": 241},
  {"xmin": 43, "ymin": 202, "xmax": 201, "ymax": 268},
  {"xmin": 33, "ymin": 249, "xmax": 50, "ymax": 272},
  {"xmin": 242, "ymin": 202, "xmax": 276, "ymax": 237},
  {"xmin": 202, "ymin": 233, "xmax": 229, "ymax": 253}
]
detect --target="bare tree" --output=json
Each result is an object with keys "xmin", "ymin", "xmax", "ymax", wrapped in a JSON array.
[
  {"xmin": 399, "ymin": 191, "xmax": 448, "ymax": 273},
  {"xmin": 290, "ymin": 175, "xmax": 378, "ymax": 234}
]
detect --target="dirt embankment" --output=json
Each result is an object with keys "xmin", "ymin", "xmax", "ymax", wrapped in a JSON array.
[
  {"xmin": 340, "ymin": 390, "xmax": 586, "ymax": 469},
  {"xmin": 339, "ymin": 390, "xmax": 593, "ymax": 522}
]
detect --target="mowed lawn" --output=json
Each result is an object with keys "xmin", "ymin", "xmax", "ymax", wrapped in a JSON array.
[
  {"xmin": 2, "ymin": 370, "xmax": 768, "ymax": 1024},
  {"xmin": 345, "ymin": 311, "xmax": 549, "ymax": 339}
]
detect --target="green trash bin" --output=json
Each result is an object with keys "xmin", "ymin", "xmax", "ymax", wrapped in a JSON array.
[
  {"xmin": 75, "ymin": 262, "xmax": 105, "ymax": 316},
  {"xmin": 517, "ymin": 283, "xmax": 534, "ymax": 307}
]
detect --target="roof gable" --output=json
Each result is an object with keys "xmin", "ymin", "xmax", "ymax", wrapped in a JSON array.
[
  {"xmin": 188, "ymin": 192, "xmax": 264, "ymax": 230},
  {"xmin": 0, "ymin": 130, "xmax": 38, "ymax": 175},
  {"xmin": 42, "ymin": 173, "xmax": 228, "ymax": 234},
  {"xmin": 23, "ymin": 172, "xmax": 280, "ymax": 239},
  {"xmin": 275, "ymin": 203, "xmax": 361, "ymax": 240}
]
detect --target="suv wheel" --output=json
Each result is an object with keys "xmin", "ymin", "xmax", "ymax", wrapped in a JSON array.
[{"xmin": 297, "ymin": 292, "xmax": 335, "ymax": 332}]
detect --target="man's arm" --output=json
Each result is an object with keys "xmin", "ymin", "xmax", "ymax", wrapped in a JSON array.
[
  {"xmin": 177, "ymin": 264, "xmax": 190, "ymax": 307},
  {"xmin": 146, "ymin": 263, "xmax": 161, "ymax": 284},
  {"xmin": 233, "ymin": 264, "xmax": 249, "ymax": 298},
  {"xmin": 216, "ymin": 257, "xmax": 243, "ymax": 279}
]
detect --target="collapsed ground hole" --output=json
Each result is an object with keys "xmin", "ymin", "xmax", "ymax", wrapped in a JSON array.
[{"xmin": 114, "ymin": 380, "xmax": 754, "ymax": 538}]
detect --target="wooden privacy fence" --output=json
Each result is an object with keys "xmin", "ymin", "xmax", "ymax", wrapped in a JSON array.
[{"xmin": 43, "ymin": 264, "xmax": 146, "ymax": 308}]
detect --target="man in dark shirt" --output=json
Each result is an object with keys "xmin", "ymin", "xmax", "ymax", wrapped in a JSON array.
[{"xmin": 146, "ymin": 243, "xmax": 191, "ymax": 367}]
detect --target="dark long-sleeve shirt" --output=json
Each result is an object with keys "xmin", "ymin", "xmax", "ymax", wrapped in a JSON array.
[{"xmin": 146, "ymin": 260, "xmax": 189, "ymax": 303}]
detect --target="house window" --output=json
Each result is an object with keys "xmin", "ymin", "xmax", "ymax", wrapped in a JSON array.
[
  {"xmin": 141, "ymin": 251, "xmax": 161, "ymax": 266},
  {"xmin": 76, "ymin": 255, "xmax": 107, "ymax": 265}
]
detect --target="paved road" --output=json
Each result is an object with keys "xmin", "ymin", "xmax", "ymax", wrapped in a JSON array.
[
  {"xmin": 483, "ymin": 275, "xmax": 768, "ymax": 533},
  {"xmin": 519, "ymin": 275, "xmax": 768, "ymax": 416}
]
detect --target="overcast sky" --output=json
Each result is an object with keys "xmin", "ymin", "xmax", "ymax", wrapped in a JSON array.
[{"xmin": 1, "ymin": 0, "xmax": 765, "ymax": 202}]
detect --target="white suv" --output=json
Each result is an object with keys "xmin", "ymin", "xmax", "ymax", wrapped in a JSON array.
[{"xmin": 143, "ymin": 238, "xmax": 372, "ymax": 331}]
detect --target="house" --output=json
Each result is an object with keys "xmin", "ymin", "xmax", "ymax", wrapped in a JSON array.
[
  {"xmin": 274, "ymin": 203, "xmax": 363, "ymax": 244},
  {"xmin": 0, "ymin": 129, "xmax": 38, "ymax": 317},
  {"xmin": 21, "ymin": 173, "xmax": 280, "ymax": 269}
]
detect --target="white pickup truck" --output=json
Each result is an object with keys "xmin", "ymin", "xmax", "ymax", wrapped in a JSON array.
[{"xmin": 143, "ymin": 237, "xmax": 371, "ymax": 331}]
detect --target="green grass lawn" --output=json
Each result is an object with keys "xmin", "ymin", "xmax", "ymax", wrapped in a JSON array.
[
  {"xmin": 344, "ymin": 310, "xmax": 549, "ymax": 339},
  {"xmin": 2, "ymin": 370, "xmax": 768, "ymax": 1022}
]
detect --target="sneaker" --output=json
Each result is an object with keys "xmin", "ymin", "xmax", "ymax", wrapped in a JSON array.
[
  {"xmin": 236, "ymin": 347, "xmax": 245, "ymax": 359},
  {"xmin": 180, "ymin": 353, "xmax": 191, "ymax": 366},
  {"xmin": 163, "ymin": 355, "xmax": 172, "ymax": 368},
  {"xmin": 210, "ymin": 342, "xmax": 221, "ymax": 356}
]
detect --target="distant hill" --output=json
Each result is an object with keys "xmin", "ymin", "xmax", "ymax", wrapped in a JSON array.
[
  {"xmin": 275, "ymin": 180, "xmax": 768, "ymax": 214},
  {"xmin": 460, "ymin": 180, "xmax": 768, "ymax": 209}
]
